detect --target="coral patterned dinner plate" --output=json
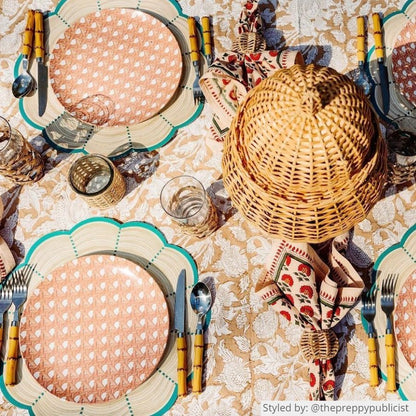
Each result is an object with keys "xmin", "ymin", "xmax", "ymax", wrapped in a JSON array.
[
  {"xmin": 19, "ymin": 254, "xmax": 170, "ymax": 404},
  {"xmin": 49, "ymin": 8, "xmax": 182, "ymax": 127},
  {"xmin": 391, "ymin": 17, "xmax": 416, "ymax": 108},
  {"xmin": 394, "ymin": 270, "xmax": 416, "ymax": 369}
]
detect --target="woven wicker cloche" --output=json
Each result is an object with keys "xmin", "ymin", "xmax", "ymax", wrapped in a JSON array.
[{"xmin": 222, "ymin": 64, "xmax": 387, "ymax": 243}]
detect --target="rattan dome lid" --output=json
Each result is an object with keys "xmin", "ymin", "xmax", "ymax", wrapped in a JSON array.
[{"xmin": 222, "ymin": 64, "xmax": 387, "ymax": 243}]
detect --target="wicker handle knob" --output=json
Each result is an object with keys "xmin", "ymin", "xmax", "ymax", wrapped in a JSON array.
[
  {"xmin": 356, "ymin": 16, "xmax": 366, "ymax": 63},
  {"xmin": 34, "ymin": 10, "xmax": 44, "ymax": 61},
  {"xmin": 22, "ymin": 9, "xmax": 35, "ymax": 57},
  {"xmin": 300, "ymin": 329, "xmax": 339, "ymax": 361},
  {"xmin": 372, "ymin": 13, "xmax": 384, "ymax": 60},
  {"xmin": 301, "ymin": 87, "xmax": 323, "ymax": 115}
]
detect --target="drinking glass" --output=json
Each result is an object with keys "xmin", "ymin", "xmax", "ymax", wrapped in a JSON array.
[
  {"xmin": 0, "ymin": 116, "xmax": 44, "ymax": 184},
  {"xmin": 160, "ymin": 175, "xmax": 218, "ymax": 237},
  {"xmin": 68, "ymin": 154, "xmax": 126, "ymax": 208}
]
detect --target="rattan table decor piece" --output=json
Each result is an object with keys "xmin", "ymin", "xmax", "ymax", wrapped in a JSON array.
[
  {"xmin": 15, "ymin": 0, "xmax": 204, "ymax": 158},
  {"xmin": 68, "ymin": 154, "xmax": 126, "ymax": 208},
  {"xmin": 222, "ymin": 64, "xmax": 387, "ymax": 243},
  {"xmin": 0, "ymin": 218, "xmax": 198, "ymax": 416}
]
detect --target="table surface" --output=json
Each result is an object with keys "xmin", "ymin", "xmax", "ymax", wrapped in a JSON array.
[{"xmin": 1, "ymin": 0, "xmax": 415, "ymax": 414}]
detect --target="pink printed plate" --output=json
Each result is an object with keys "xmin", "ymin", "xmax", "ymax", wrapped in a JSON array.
[
  {"xmin": 391, "ymin": 17, "xmax": 416, "ymax": 108},
  {"xmin": 19, "ymin": 254, "xmax": 170, "ymax": 404},
  {"xmin": 49, "ymin": 8, "xmax": 182, "ymax": 127},
  {"xmin": 394, "ymin": 270, "xmax": 416, "ymax": 369}
]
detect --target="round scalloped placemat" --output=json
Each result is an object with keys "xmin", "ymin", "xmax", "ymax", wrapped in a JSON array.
[
  {"xmin": 0, "ymin": 218, "xmax": 198, "ymax": 416},
  {"xmin": 16, "ymin": 0, "xmax": 204, "ymax": 158},
  {"xmin": 20, "ymin": 254, "xmax": 169, "ymax": 403}
]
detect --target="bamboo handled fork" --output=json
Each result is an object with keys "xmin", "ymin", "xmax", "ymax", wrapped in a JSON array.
[
  {"xmin": 380, "ymin": 273, "xmax": 398, "ymax": 392},
  {"xmin": 5, "ymin": 265, "xmax": 35, "ymax": 386}
]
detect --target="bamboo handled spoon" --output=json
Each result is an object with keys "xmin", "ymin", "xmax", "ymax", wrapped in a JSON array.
[
  {"xmin": 190, "ymin": 281, "xmax": 212, "ymax": 394},
  {"xmin": 12, "ymin": 10, "xmax": 36, "ymax": 98}
]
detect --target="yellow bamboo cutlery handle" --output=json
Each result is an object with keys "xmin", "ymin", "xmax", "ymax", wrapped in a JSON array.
[
  {"xmin": 201, "ymin": 16, "xmax": 212, "ymax": 57},
  {"xmin": 356, "ymin": 16, "xmax": 365, "ymax": 63},
  {"xmin": 22, "ymin": 9, "xmax": 35, "ymax": 57},
  {"xmin": 367, "ymin": 336, "xmax": 379, "ymax": 386},
  {"xmin": 385, "ymin": 333, "xmax": 396, "ymax": 391},
  {"xmin": 177, "ymin": 335, "xmax": 187, "ymax": 397},
  {"xmin": 5, "ymin": 324, "xmax": 20, "ymax": 386},
  {"xmin": 187, "ymin": 17, "xmax": 199, "ymax": 63},
  {"xmin": 34, "ymin": 10, "xmax": 45, "ymax": 61},
  {"xmin": 192, "ymin": 332, "xmax": 204, "ymax": 393},
  {"xmin": 372, "ymin": 13, "xmax": 384, "ymax": 60}
]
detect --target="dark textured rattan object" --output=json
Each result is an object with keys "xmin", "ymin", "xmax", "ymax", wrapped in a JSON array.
[
  {"xmin": 222, "ymin": 64, "xmax": 387, "ymax": 243},
  {"xmin": 231, "ymin": 32, "xmax": 266, "ymax": 53},
  {"xmin": 0, "ymin": 117, "xmax": 44, "ymax": 184},
  {"xmin": 300, "ymin": 329, "xmax": 339, "ymax": 361},
  {"xmin": 69, "ymin": 154, "xmax": 126, "ymax": 208}
]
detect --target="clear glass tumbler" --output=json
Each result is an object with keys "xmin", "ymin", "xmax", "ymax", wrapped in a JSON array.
[{"xmin": 160, "ymin": 175, "xmax": 218, "ymax": 238}]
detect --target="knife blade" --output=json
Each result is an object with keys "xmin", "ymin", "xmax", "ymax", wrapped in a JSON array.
[
  {"xmin": 372, "ymin": 12, "xmax": 390, "ymax": 115},
  {"xmin": 201, "ymin": 16, "xmax": 213, "ymax": 66},
  {"xmin": 174, "ymin": 269, "xmax": 187, "ymax": 397},
  {"xmin": 34, "ymin": 10, "xmax": 48, "ymax": 117}
]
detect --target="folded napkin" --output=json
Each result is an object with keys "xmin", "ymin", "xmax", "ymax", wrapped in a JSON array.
[
  {"xmin": 199, "ymin": 0, "xmax": 303, "ymax": 141},
  {"xmin": 255, "ymin": 233, "xmax": 364, "ymax": 400}
]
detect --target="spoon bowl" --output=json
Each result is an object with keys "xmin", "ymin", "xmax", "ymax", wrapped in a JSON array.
[
  {"xmin": 190, "ymin": 281, "xmax": 212, "ymax": 394},
  {"xmin": 190, "ymin": 281, "xmax": 212, "ymax": 318},
  {"xmin": 12, "ymin": 60, "xmax": 35, "ymax": 98}
]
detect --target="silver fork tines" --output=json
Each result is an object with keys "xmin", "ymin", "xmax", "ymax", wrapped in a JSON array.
[
  {"xmin": 192, "ymin": 62, "xmax": 204, "ymax": 104},
  {"xmin": 9, "ymin": 265, "xmax": 35, "ymax": 324},
  {"xmin": 380, "ymin": 273, "xmax": 398, "ymax": 333},
  {"xmin": 0, "ymin": 284, "xmax": 13, "ymax": 325},
  {"xmin": 362, "ymin": 287, "xmax": 376, "ymax": 336}
]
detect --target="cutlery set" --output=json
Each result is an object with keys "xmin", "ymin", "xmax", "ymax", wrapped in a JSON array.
[
  {"xmin": 354, "ymin": 13, "xmax": 390, "ymax": 114},
  {"xmin": 175, "ymin": 269, "xmax": 212, "ymax": 396},
  {"xmin": 187, "ymin": 16, "xmax": 213, "ymax": 103},
  {"xmin": 362, "ymin": 273, "xmax": 398, "ymax": 391},
  {"xmin": 12, "ymin": 10, "xmax": 47, "ymax": 116},
  {"xmin": 0, "ymin": 265, "xmax": 34, "ymax": 386}
]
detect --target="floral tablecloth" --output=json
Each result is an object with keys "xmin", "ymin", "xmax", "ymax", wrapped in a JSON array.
[{"xmin": 1, "ymin": 0, "xmax": 415, "ymax": 415}]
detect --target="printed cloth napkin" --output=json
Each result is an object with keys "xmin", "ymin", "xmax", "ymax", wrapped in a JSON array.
[
  {"xmin": 199, "ymin": 0, "xmax": 303, "ymax": 141},
  {"xmin": 255, "ymin": 233, "xmax": 364, "ymax": 400}
]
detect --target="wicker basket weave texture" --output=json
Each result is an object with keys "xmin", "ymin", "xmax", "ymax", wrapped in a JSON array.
[
  {"xmin": 222, "ymin": 64, "xmax": 387, "ymax": 243},
  {"xmin": 69, "ymin": 154, "xmax": 126, "ymax": 209}
]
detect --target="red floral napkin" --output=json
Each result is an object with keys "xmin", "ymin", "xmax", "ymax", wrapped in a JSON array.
[
  {"xmin": 199, "ymin": 0, "xmax": 303, "ymax": 141},
  {"xmin": 255, "ymin": 233, "xmax": 364, "ymax": 400}
]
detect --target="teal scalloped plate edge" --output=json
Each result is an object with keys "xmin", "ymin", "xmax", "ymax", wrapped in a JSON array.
[
  {"xmin": 14, "ymin": 0, "xmax": 203, "ymax": 159},
  {"xmin": 0, "ymin": 216, "xmax": 204, "ymax": 415},
  {"xmin": 367, "ymin": 0, "xmax": 416, "ymax": 124},
  {"xmin": 361, "ymin": 221, "xmax": 416, "ymax": 400}
]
